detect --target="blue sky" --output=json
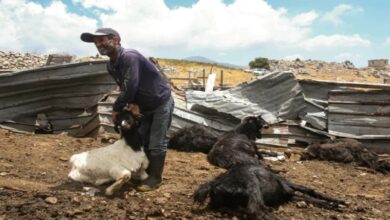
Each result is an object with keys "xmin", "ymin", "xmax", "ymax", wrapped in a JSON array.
[{"xmin": 1, "ymin": 0, "xmax": 390, "ymax": 67}]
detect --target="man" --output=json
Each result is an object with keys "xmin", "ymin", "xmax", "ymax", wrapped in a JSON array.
[{"xmin": 80, "ymin": 28, "xmax": 174, "ymax": 191}]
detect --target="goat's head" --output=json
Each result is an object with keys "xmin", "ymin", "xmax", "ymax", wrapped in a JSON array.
[
  {"xmin": 114, "ymin": 110, "xmax": 142, "ymax": 134},
  {"xmin": 240, "ymin": 115, "xmax": 269, "ymax": 140}
]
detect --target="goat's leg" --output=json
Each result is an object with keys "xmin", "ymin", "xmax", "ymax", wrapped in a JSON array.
[
  {"xmin": 287, "ymin": 181, "xmax": 346, "ymax": 206},
  {"xmin": 133, "ymin": 167, "xmax": 149, "ymax": 181},
  {"xmin": 105, "ymin": 169, "xmax": 131, "ymax": 196},
  {"xmin": 291, "ymin": 194, "xmax": 342, "ymax": 210},
  {"xmin": 246, "ymin": 186, "xmax": 276, "ymax": 220}
]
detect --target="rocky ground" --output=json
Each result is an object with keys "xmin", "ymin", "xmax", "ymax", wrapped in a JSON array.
[{"xmin": 0, "ymin": 129, "xmax": 389, "ymax": 220}]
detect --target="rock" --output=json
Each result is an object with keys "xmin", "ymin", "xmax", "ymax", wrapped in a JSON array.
[
  {"xmin": 66, "ymin": 209, "xmax": 83, "ymax": 217},
  {"xmin": 343, "ymin": 214, "xmax": 356, "ymax": 219},
  {"xmin": 371, "ymin": 208, "xmax": 382, "ymax": 215},
  {"xmin": 45, "ymin": 196, "xmax": 58, "ymax": 204},
  {"xmin": 83, "ymin": 186, "xmax": 100, "ymax": 196},
  {"xmin": 155, "ymin": 197, "xmax": 168, "ymax": 204},
  {"xmin": 59, "ymin": 157, "xmax": 68, "ymax": 161},
  {"xmin": 71, "ymin": 197, "xmax": 81, "ymax": 205},
  {"xmin": 296, "ymin": 201, "xmax": 307, "ymax": 208}
]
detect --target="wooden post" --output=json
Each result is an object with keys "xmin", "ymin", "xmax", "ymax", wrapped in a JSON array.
[
  {"xmin": 220, "ymin": 70, "xmax": 224, "ymax": 87},
  {"xmin": 188, "ymin": 70, "xmax": 192, "ymax": 88},
  {"xmin": 203, "ymin": 69, "xmax": 206, "ymax": 89}
]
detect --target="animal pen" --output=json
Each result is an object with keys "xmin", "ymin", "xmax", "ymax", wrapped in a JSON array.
[{"xmin": 0, "ymin": 60, "xmax": 389, "ymax": 153}]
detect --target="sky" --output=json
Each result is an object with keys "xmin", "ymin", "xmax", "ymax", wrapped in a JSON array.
[{"xmin": 1, "ymin": 0, "xmax": 389, "ymax": 67}]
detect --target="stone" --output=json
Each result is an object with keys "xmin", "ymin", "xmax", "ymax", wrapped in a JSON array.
[
  {"xmin": 296, "ymin": 201, "xmax": 307, "ymax": 208},
  {"xmin": 45, "ymin": 196, "xmax": 58, "ymax": 204}
]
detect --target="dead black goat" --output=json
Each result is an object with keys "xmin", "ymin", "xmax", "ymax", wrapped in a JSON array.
[
  {"xmin": 194, "ymin": 163, "xmax": 346, "ymax": 220},
  {"xmin": 301, "ymin": 138, "xmax": 390, "ymax": 174},
  {"xmin": 207, "ymin": 115, "xmax": 269, "ymax": 169},
  {"xmin": 168, "ymin": 124, "xmax": 219, "ymax": 154}
]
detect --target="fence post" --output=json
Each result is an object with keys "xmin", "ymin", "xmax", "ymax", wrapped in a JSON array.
[
  {"xmin": 188, "ymin": 70, "xmax": 192, "ymax": 88},
  {"xmin": 220, "ymin": 70, "xmax": 224, "ymax": 87},
  {"xmin": 203, "ymin": 69, "xmax": 206, "ymax": 89}
]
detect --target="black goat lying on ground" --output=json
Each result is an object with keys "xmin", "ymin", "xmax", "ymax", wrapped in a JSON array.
[
  {"xmin": 301, "ymin": 138, "xmax": 390, "ymax": 174},
  {"xmin": 207, "ymin": 115, "xmax": 269, "ymax": 169},
  {"xmin": 168, "ymin": 124, "xmax": 219, "ymax": 154},
  {"xmin": 194, "ymin": 163, "xmax": 346, "ymax": 220}
]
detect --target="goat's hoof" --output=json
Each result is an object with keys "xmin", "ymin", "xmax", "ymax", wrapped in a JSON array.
[{"xmin": 105, "ymin": 189, "xmax": 114, "ymax": 196}]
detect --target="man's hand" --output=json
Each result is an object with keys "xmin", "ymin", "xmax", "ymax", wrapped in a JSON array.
[
  {"xmin": 127, "ymin": 104, "xmax": 140, "ymax": 117},
  {"xmin": 112, "ymin": 111, "xmax": 118, "ymax": 123}
]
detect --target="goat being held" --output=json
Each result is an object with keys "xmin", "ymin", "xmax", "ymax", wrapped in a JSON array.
[
  {"xmin": 194, "ymin": 163, "xmax": 346, "ymax": 220},
  {"xmin": 301, "ymin": 138, "xmax": 390, "ymax": 174},
  {"xmin": 68, "ymin": 110, "xmax": 149, "ymax": 195},
  {"xmin": 207, "ymin": 115, "xmax": 269, "ymax": 169}
]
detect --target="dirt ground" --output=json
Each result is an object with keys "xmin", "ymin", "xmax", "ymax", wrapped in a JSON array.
[{"xmin": 0, "ymin": 128, "xmax": 389, "ymax": 220}]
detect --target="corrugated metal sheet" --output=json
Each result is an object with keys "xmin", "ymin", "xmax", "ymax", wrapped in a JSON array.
[
  {"xmin": 0, "ymin": 61, "xmax": 116, "ymax": 135},
  {"xmin": 299, "ymin": 79, "xmax": 390, "ymax": 130},
  {"xmin": 328, "ymin": 90, "xmax": 390, "ymax": 138},
  {"xmin": 94, "ymin": 91, "xmax": 236, "ymax": 137},
  {"xmin": 186, "ymin": 71, "xmax": 306, "ymax": 124}
]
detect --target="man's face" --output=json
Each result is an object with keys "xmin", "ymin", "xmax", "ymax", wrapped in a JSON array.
[{"xmin": 94, "ymin": 36, "xmax": 117, "ymax": 55}]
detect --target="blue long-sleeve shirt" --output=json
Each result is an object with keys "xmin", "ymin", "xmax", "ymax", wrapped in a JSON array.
[{"xmin": 107, "ymin": 47, "xmax": 171, "ymax": 112}]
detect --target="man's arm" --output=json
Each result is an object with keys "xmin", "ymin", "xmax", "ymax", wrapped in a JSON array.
[{"xmin": 113, "ymin": 55, "xmax": 141, "ymax": 112}]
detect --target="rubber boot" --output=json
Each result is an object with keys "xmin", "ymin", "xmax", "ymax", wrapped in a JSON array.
[{"xmin": 136, "ymin": 150, "xmax": 166, "ymax": 192}]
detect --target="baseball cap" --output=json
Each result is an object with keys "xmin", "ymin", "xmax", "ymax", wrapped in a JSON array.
[{"xmin": 80, "ymin": 28, "xmax": 121, "ymax": 43}]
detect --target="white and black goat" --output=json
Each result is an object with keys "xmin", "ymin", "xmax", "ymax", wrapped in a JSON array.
[
  {"xmin": 68, "ymin": 110, "xmax": 149, "ymax": 196},
  {"xmin": 194, "ymin": 163, "xmax": 346, "ymax": 220},
  {"xmin": 207, "ymin": 115, "xmax": 269, "ymax": 169},
  {"xmin": 301, "ymin": 138, "xmax": 390, "ymax": 174}
]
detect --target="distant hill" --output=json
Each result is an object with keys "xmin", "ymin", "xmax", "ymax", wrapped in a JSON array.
[{"xmin": 184, "ymin": 56, "xmax": 244, "ymax": 69}]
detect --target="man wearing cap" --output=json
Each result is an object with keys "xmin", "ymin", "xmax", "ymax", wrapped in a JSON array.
[{"xmin": 81, "ymin": 28, "xmax": 174, "ymax": 192}]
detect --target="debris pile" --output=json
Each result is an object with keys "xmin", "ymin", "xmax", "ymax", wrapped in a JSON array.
[
  {"xmin": 0, "ymin": 51, "xmax": 47, "ymax": 71},
  {"xmin": 269, "ymin": 59, "xmax": 390, "ymax": 83}
]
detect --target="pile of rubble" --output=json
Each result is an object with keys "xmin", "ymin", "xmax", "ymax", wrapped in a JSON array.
[
  {"xmin": 269, "ymin": 59, "xmax": 390, "ymax": 83},
  {"xmin": 0, "ymin": 51, "xmax": 48, "ymax": 71}
]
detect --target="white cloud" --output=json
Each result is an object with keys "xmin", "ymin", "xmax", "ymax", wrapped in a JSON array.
[
  {"xmin": 0, "ymin": 0, "xmax": 97, "ymax": 54},
  {"xmin": 300, "ymin": 34, "xmax": 370, "ymax": 51},
  {"xmin": 291, "ymin": 11, "xmax": 318, "ymax": 27},
  {"xmin": 89, "ymin": 0, "xmax": 312, "ymax": 51},
  {"xmin": 0, "ymin": 0, "xmax": 372, "ymax": 66},
  {"xmin": 322, "ymin": 4, "xmax": 362, "ymax": 26}
]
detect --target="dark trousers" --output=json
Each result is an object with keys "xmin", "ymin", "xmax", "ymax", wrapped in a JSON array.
[{"xmin": 138, "ymin": 96, "xmax": 174, "ymax": 153}]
